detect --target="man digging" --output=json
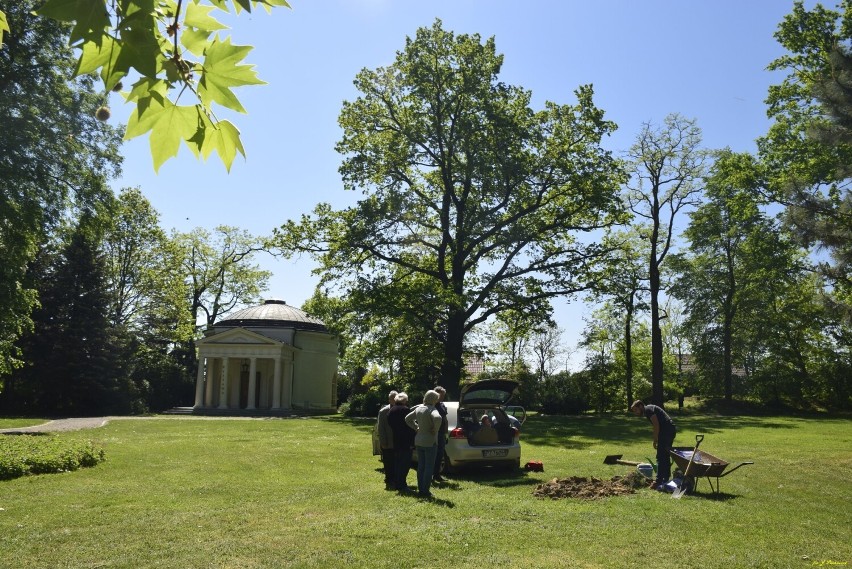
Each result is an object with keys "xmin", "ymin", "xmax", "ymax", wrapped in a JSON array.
[{"xmin": 630, "ymin": 400, "xmax": 677, "ymax": 490}]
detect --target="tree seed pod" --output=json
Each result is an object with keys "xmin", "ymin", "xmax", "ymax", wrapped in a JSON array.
[{"xmin": 95, "ymin": 106, "xmax": 111, "ymax": 121}]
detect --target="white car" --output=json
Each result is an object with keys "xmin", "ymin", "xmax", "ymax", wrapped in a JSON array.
[
  {"xmin": 372, "ymin": 379, "xmax": 525, "ymax": 473},
  {"xmin": 443, "ymin": 379, "xmax": 524, "ymax": 472}
]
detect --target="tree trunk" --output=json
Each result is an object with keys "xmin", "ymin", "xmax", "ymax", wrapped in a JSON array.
[
  {"xmin": 624, "ymin": 301, "xmax": 634, "ymax": 411},
  {"xmin": 723, "ymin": 314, "xmax": 733, "ymax": 401},
  {"xmin": 441, "ymin": 310, "xmax": 466, "ymax": 398},
  {"xmin": 677, "ymin": 346, "xmax": 685, "ymax": 410},
  {"xmin": 723, "ymin": 251, "xmax": 736, "ymax": 401},
  {"xmin": 650, "ymin": 251, "xmax": 664, "ymax": 407}
]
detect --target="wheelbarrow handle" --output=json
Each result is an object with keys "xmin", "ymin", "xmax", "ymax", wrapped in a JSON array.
[{"xmin": 718, "ymin": 461, "xmax": 754, "ymax": 478}]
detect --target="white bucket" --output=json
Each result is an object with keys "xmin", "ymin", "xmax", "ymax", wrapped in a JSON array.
[{"xmin": 637, "ymin": 463, "xmax": 655, "ymax": 479}]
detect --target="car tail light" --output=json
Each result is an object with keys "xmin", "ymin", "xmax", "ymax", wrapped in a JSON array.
[
  {"xmin": 449, "ymin": 427, "xmax": 466, "ymax": 439},
  {"xmin": 512, "ymin": 427, "xmax": 520, "ymax": 438}
]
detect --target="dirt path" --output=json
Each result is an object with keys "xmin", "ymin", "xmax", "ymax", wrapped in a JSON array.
[
  {"xmin": 0, "ymin": 417, "xmax": 113, "ymax": 434},
  {"xmin": 0, "ymin": 415, "xmax": 284, "ymax": 435}
]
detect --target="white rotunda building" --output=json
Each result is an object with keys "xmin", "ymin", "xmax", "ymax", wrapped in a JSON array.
[{"xmin": 192, "ymin": 299, "xmax": 338, "ymax": 414}]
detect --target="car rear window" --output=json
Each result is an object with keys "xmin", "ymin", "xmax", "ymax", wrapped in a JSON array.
[{"xmin": 462, "ymin": 388, "xmax": 513, "ymax": 405}]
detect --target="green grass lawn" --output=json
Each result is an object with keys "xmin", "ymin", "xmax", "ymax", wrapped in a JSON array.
[
  {"xmin": 0, "ymin": 417, "xmax": 48, "ymax": 429},
  {"xmin": 0, "ymin": 413, "xmax": 849, "ymax": 569}
]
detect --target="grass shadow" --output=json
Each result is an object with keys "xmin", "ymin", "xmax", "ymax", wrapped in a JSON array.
[
  {"xmin": 686, "ymin": 491, "xmax": 741, "ymax": 502},
  {"xmin": 522, "ymin": 414, "xmax": 648, "ymax": 448},
  {"xmin": 521, "ymin": 412, "xmax": 810, "ymax": 451},
  {"xmin": 318, "ymin": 415, "xmax": 374, "ymax": 434},
  {"xmin": 446, "ymin": 468, "xmax": 541, "ymax": 489},
  {"xmin": 394, "ymin": 488, "xmax": 455, "ymax": 508}
]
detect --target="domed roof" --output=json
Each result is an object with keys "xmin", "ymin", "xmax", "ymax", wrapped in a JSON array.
[{"xmin": 217, "ymin": 299, "xmax": 328, "ymax": 332}]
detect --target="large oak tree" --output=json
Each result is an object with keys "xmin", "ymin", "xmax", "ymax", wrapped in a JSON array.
[{"xmin": 273, "ymin": 21, "xmax": 626, "ymax": 396}]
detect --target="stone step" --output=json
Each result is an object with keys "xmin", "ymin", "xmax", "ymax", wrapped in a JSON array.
[
  {"xmin": 162, "ymin": 407, "xmax": 334, "ymax": 418},
  {"xmin": 162, "ymin": 407, "xmax": 194, "ymax": 415}
]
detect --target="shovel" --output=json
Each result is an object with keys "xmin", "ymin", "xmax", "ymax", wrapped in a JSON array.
[
  {"xmin": 603, "ymin": 454, "xmax": 643, "ymax": 466},
  {"xmin": 672, "ymin": 434, "xmax": 704, "ymax": 499}
]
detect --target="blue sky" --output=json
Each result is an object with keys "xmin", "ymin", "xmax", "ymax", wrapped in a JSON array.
[{"xmin": 111, "ymin": 0, "xmax": 817, "ymax": 369}]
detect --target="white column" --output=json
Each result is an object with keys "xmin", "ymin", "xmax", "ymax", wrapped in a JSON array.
[
  {"xmin": 247, "ymin": 357, "xmax": 258, "ymax": 410},
  {"xmin": 204, "ymin": 358, "xmax": 216, "ymax": 406},
  {"xmin": 284, "ymin": 359, "xmax": 294, "ymax": 409},
  {"xmin": 193, "ymin": 357, "xmax": 206, "ymax": 408},
  {"xmin": 272, "ymin": 356, "xmax": 282, "ymax": 409},
  {"xmin": 218, "ymin": 356, "xmax": 229, "ymax": 409}
]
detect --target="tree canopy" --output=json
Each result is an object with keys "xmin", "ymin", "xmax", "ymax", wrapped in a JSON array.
[
  {"xmin": 273, "ymin": 20, "xmax": 627, "ymax": 396},
  {"xmin": 761, "ymin": 0, "xmax": 852, "ymax": 322},
  {"xmin": 0, "ymin": 0, "xmax": 122, "ymax": 376},
  {"xmin": 624, "ymin": 113, "xmax": 708, "ymax": 406}
]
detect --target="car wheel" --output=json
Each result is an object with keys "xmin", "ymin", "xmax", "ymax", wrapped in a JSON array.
[{"xmin": 502, "ymin": 459, "xmax": 520, "ymax": 472}]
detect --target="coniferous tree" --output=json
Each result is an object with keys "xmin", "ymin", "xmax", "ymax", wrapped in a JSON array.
[
  {"xmin": 14, "ymin": 221, "xmax": 133, "ymax": 415},
  {"xmin": 764, "ymin": 2, "xmax": 852, "ymax": 322}
]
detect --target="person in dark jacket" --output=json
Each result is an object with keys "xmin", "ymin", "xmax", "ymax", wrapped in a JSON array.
[
  {"xmin": 376, "ymin": 390, "xmax": 398, "ymax": 489},
  {"xmin": 387, "ymin": 392, "xmax": 415, "ymax": 492},
  {"xmin": 631, "ymin": 400, "xmax": 677, "ymax": 489},
  {"xmin": 432, "ymin": 386, "xmax": 448, "ymax": 483}
]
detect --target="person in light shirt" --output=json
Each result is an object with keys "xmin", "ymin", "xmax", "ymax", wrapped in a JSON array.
[{"xmin": 405, "ymin": 390, "xmax": 442, "ymax": 498}]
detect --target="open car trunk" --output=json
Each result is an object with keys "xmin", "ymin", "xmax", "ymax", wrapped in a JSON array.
[
  {"xmin": 456, "ymin": 408, "xmax": 517, "ymax": 446},
  {"xmin": 457, "ymin": 379, "xmax": 520, "ymax": 446}
]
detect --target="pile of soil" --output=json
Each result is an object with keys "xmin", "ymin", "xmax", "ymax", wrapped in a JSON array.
[{"xmin": 533, "ymin": 471, "xmax": 647, "ymax": 500}]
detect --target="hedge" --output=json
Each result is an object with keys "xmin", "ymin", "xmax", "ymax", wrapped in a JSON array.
[{"xmin": 0, "ymin": 434, "xmax": 105, "ymax": 480}]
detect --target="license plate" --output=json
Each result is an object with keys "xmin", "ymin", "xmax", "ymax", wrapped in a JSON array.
[{"xmin": 482, "ymin": 449, "xmax": 509, "ymax": 458}]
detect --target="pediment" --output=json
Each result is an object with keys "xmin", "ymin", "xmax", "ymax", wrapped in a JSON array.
[{"xmin": 197, "ymin": 327, "xmax": 280, "ymax": 346}]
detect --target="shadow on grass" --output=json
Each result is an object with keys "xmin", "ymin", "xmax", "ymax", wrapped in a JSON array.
[
  {"xmin": 445, "ymin": 467, "xmax": 541, "ymax": 489},
  {"xmin": 318, "ymin": 415, "xmax": 374, "ymax": 434},
  {"xmin": 521, "ymin": 413, "xmax": 807, "ymax": 450},
  {"xmin": 522, "ymin": 415, "xmax": 648, "ymax": 448},
  {"xmin": 394, "ymin": 488, "xmax": 455, "ymax": 508},
  {"xmin": 686, "ymin": 491, "xmax": 742, "ymax": 502},
  {"xmin": 308, "ymin": 408, "xmax": 849, "ymax": 447}
]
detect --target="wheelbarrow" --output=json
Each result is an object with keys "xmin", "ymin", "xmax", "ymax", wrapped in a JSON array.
[{"xmin": 669, "ymin": 444, "xmax": 753, "ymax": 494}]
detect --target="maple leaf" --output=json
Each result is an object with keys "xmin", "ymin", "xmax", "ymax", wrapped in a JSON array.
[
  {"xmin": 198, "ymin": 35, "xmax": 265, "ymax": 113},
  {"xmin": 37, "ymin": 0, "xmax": 110, "ymax": 44},
  {"xmin": 184, "ymin": 2, "xmax": 228, "ymax": 33},
  {"xmin": 201, "ymin": 120, "xmax": 246, "ymax": 172},
  {"xmin": 126, "ymin": 92, "xmax": 202, "ymax": 172}
]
